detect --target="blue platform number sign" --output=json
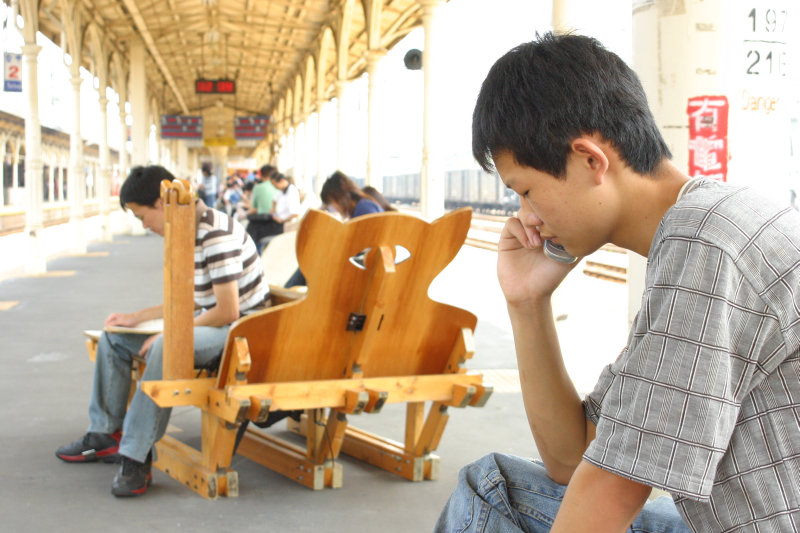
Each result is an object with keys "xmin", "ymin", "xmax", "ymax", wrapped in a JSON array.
[{"xmin": 4, "ymin": 53, "xmax": 22, "ymax": 92}]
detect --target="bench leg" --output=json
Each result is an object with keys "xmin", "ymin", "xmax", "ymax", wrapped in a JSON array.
[
  {"xmin": 152, "ymin": 410, "xmax": 240, "ymax": 499},
  {"xmin": 236, "ymin": 409, "xmax": 344, "ymax": 490},
  {"xmin": 289, "ymin": 402, "xmax": 448, "ymax": 482}
]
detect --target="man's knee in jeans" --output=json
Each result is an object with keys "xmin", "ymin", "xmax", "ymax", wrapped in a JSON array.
[{"xmin": 437, "ymin": 453, "xmax": 567, "ymax": 532}]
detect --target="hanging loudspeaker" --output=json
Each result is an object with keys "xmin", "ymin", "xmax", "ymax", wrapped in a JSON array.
[{"xmin": 404, "ymin": 49, "xmax": 422, "ymax": 70}]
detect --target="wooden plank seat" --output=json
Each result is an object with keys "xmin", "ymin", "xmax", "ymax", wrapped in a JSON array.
[{"xmin": 138, "ymin": 179, "xmax": 492, "ymax": 498}]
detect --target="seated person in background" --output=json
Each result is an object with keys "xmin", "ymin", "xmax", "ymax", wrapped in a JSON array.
[
  {"xmin": 56, "ymin": 165, "xmax": 270, "ymax": 498},
  {"xmin": 249, "ymin": 164, "xmax": 278, "ymax": 215},
  {"xmin": 270, "ymin": 172, "xmax": 302, "ymax": 227},
  {"xmin": 197, "ymin": 162, "xmax": 218, "ymax": 209},
  {"xmin": 220, "ymin": 176, "xmax": 243, "ymax": 217},
  {"xmin": 284, "ymin": 170, "xmax": 383, "ymax": 288},
  {"xmin": 362, "ymin": 185, "xmax": 397, "ymax": 212},
  {"xmin": 245, "ymin": 164, "xmax": 279, "ymax": 247},
  {"xmin": 235, "ymin": 181, "xmax": 255, "ymax": 223},
  {"xmin": 248, "ymin": 171, "xmax": 302, "ymax": 254},
  {"xmin": 323, "ymin": 170, "xmax": 383, "ymax": 219}
]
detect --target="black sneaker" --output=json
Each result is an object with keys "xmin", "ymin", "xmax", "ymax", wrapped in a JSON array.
[
  {"xmin": 55, "ymin": 431, "xmax": 121, "ymax": 463},
  {"xmin": 111, "ymin": 453, "xmax": 152, "ymax": 497}
]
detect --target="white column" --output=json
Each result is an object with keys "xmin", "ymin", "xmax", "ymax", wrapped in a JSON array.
[
  {"xmin": 316, "ymin": 99, "xmax": 325, "ymax": 193},
  {"xmin": 129, "ymin": 39, "xmax": 149, "ymax": 166},
  {"xmin": 119, "ymin": 109, "xmax": 128, "ymax": 177},
  {"xmin": 304, "ymin": 117, "xmax": 313, "ymax": 191},
  {"xmin": 295, "ymin": 125, "xmax": 301, "ymax": 184},
  {"xmin": 98, "ymin": 91, "xmax": 112, "ymax": 241},
  {"xmin": 628, "ymin": 0, "xmax": 796, "ymax": 325},
  {"xmin": 68, "ymin": 74, "xmax": 87, "ymax": 254},
  {"xmin": 0, "ymin": 140, "xmax": 5, "ymax": 208},
  {"xmin": 551, "ymin": 0, "xmax": 573, "ymax": 32},
  {"xmin": 335, "ymin": 80, "xmax": 346, "ymax": 170},
  {"xmin": 419, "ymin": 0, "xmax": 445, "ymax": 220},
  {"xmin": 365, "ymin": 50, "xmax": 385, "ymax": 187},
  {"xmin": 21, "ymin": 43, "xmax": 46, "ymax": 274},
  {"xmin": 127, "ymin": 40, "xmax": 147, "ymax": 234},
  {"xmin": 176, "ymin": 140, "xmax": 189, "ymax": 179}
]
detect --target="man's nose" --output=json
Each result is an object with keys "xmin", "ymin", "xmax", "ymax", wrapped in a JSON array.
[{"xmin": 518, "ymin": 201, "xmax": 543, "ymax": 227}]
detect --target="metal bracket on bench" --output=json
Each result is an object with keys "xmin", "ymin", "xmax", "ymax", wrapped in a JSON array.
[{"xmin": 346, "ymin": 313, "xmax": 366, "ymax": 332}]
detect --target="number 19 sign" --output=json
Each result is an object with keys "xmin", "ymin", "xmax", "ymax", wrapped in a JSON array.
[{"xmin": 4, "ymin": 53, "xmax": 22, "ymax": 92}]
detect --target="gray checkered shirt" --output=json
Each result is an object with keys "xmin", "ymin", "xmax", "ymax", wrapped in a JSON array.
[{"xmin": 584, "ymin": 179, "xmax": 800, "ymax": 532}]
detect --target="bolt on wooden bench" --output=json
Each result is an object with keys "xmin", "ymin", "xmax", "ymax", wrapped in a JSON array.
[{"xmin": 139, "ymin": 179, "xmax": 493, "ymax": 498}]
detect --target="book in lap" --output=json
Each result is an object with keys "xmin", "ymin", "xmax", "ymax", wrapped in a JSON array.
[
  {"xmin": 83, "ymin": 318, "xmax": 164, "ymax": 340},
  {"xmin": 104, "ymin": 318, "xmax": 164, "ymax": 335}
]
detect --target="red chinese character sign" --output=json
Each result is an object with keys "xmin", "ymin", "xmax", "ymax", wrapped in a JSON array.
[{"xmin": 687, "ymin": 95, "xmax": 729, "ymax": 182}]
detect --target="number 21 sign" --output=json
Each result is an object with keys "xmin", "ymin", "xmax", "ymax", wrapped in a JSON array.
[{"xmin": 4, "ymin": 53, "xmax": 22, "ymax": 93}]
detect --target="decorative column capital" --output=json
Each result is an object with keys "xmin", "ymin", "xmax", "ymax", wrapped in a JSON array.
[
  {"xmin": 21, "ymin": 43, "xmax": 43, "ymax": 58},
  {"xmin": 418, "ymin": 0, "xmax": 444, "ymax": 13},
  {"xmin": 364, "ymin": 48, "xmax": 387, "ymax": 69}
]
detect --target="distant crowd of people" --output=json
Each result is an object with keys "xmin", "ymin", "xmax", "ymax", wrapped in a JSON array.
[{"xmin": 194, "ymin": 163, "xmax": 397, "ymax": 256}]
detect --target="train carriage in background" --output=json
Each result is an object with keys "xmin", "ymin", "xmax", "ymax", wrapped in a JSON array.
[{"xmin": 382, "ymin": 169, "xmax": 519, "ymax": 216}]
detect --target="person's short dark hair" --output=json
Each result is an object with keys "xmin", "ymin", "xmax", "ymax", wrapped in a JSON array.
[
  {"xmin": 119, "ymin": 165, "xmax": 175, "ymax": 210},
  {"xmin": 201, "ymin": 162, "xmax": 213, "ymax": 175},
  {"xmin": 259, "ymin": 164, "xmax": 276, "ymax": 180},
  {"xmin": 472, "ymin": 32, "xmax": 671, "ymax": 178},
  {"xmin": 243, "ymin": 181, "xmax": 255, "ymax": 193}
]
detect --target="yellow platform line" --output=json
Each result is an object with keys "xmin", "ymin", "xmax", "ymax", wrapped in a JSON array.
[
  {"xmin": 72, "ymin": 251, "xmax": 110, "ymax": 258},
  {"xmin": 26, "ymin": 270, "xmax": 76, "ymax": 278}
]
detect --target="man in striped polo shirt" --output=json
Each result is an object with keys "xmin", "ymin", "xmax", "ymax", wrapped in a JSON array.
[
  {"xmin": 436, "ymin": 33, "xmax": 800, "ymax": 532},
  {"xmin": 56, "ymin": 165, "xmax": 270, "ymax": 497}
]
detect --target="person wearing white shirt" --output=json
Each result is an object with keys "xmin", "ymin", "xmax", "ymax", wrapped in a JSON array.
[{"xmin": 270, "ymin": 173, "xmax": 301, "ymax": 225}]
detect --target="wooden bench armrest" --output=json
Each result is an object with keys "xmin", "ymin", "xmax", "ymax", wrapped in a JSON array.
[{"xmin": 268, "ymin": 285, "xmax": 306, "ymax": 305}]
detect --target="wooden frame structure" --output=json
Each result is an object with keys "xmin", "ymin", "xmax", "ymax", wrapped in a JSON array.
[{"xmin": 140, "ymin": 181, "xmax": 492, "ymax": 498}]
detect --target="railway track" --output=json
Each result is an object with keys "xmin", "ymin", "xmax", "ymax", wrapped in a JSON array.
[{"xmin": 467, "ymin": 214, "xmax": 628, "ymax": 283}]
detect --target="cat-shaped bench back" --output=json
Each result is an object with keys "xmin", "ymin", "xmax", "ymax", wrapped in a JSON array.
[{"xmin": 219, "ymin": 207, "xmax": 477, "ymax": 385}]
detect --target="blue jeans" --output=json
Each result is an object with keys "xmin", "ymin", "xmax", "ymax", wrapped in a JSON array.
[
  {"xmin": 435, "ymin": 453, "xmax": 690, "ymax": 533},
  {"xmin": 87, "ymin": 327, "xmax": 228, "ymax": 462}
]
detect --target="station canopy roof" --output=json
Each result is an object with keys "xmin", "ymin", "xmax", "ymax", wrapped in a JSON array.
[{"xmin": 26, "ymin": 0, "xmax": 429, "ymax": 148}]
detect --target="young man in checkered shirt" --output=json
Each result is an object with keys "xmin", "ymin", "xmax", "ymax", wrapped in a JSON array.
[{"xmin": 436, "ymin": 33, "xmax": 800, "ymax": 532}]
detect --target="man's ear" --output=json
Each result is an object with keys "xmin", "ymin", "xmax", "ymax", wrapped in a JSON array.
[
  {"xmin": 571, "ymin": 137, "xmax": 609, "ymax": 184},
  {"xmin": 153, "ymin": 197, "xmax": 164, "ymax": 210}
]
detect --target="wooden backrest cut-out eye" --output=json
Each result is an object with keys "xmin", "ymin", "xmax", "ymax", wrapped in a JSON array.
[{"xmin": 349, "ymin": 245, "xmax": 412, "ymax": 270}]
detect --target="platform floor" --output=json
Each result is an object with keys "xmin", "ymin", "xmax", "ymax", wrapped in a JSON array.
[{"xmin": 0, "ymin": 230, "xmax": 629, "ymax": 532}]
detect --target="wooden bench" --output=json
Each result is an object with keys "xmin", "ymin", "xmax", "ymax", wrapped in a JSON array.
[{"xmin": 136, "ymin": 179, "xmax": 492, "ymax": 498}]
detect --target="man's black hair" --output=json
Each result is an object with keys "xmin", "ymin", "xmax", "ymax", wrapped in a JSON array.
[
  {"xmin": 119, "ymin": 165, "xmax": 176, "ymax": 210},
  {"xmin": 259, "ymin": 164, "xmax": 276, "ymax": 179},
  {"xmin": 472, "ymin": 32, "xmax": 671, "ymax": 178}
]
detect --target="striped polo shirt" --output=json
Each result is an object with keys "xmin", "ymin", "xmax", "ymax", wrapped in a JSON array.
[
  {"xmin": 194, "ymin": 205, "xmax": 268, "ymax": 315},
  {"xmin": 584, "ymin": 179, "xmax": 800, "ymax": 531}
]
